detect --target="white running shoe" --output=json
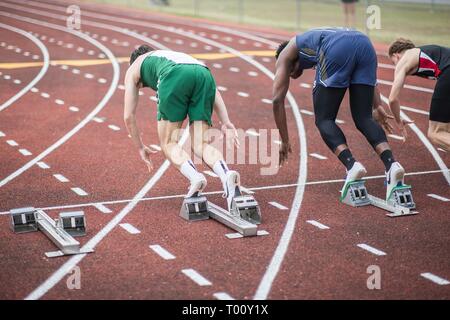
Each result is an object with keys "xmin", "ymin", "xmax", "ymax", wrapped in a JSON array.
[
  {"xmin": 385, "ymin": 162, "xmax": 405, "ymax": 201},
  {"xmin": 186, "ymin": 173, "xmax": 207, "ymax": 198},
  {"xmin": 223, "ymin": 170, "xmax": 242, "ymax": 212},
  {"xmin": 341, "ymin": 162, "xmax": 367, "ymax": 195}
]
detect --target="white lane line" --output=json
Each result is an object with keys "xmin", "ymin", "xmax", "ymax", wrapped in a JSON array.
[
  {"xmin": 149, "ymin": 245, "xmax": 176, "ymax": 260},
  {"xmin": 190, "ymin": 42, "xmax": 198, "ymax": 48},
  {"xmin": 246, "ymin": 129, "xmax": 260, "ymax": 137},
  {"xmin": 98, "ymin": 78, "xmax": 107, "ymax": 84},
  {"xmin": 13, "ymin": 79, "xmax": 21, "ymax": 84},
  {"xmin": 118, "ymin": 84, "xmax": 125, "ymax": 90},
  {"xmin": 309, "ymin": 153, "xmax": 328, "ymax": 160},
  {"xmin": 300, "ymin": 83, "xmax": 312, "ymax": 88},
  {"xmin": 427, "ymin": 194, "xmax": 449, "ymax": 202},
  {"xmin": 248, "ymin": 71, "xmax": 258, "ymax": 77},
  {"xmin": 261, "ymin": 98, "xmax": 272, "ymax": 104},
  {"xmin": 69, "ymin": 106, "xmax": 79, "ymax": 112},
  {"xmin": 357, "ymin": 244, "xmax": 387, "ymax": 256},
  {"xmin": 378, "ymin": 63, "xmax": 395, "ymax": 69},
  {"xmin": 213, "ymin": 292, "xmax": 235, "ymax": 300},
  {"xmin": 72, "ymin": 68, "xmax": 80, "ymax": 74},
  {"xmin": 377, "ymin": 79, "xmax": 434, "ymax": 93},
  {"xmin": 53, "ymin": 174, "xmax": 69, "ymax": 183},
  {"xmin": 55, "ymin": 99, "xmax": 64, "ymax": 105},
  {"xmin": 401, "ymin": 106, "xmax": 429, "ymax": 116},
  {"xmin": 300, "ymin": 109, "xmax": 314, "ymax": 116},
  {"xmin": 18, "ymin": 149, "xmax": 32, "ymax": 156},
  {"xmin": 240, "ymin": 186, "xmax": 255, "ymax": 194},
  {"xmin": 229, "ymin": 67, "xmax": 240, "ymax": 72},
  {"xmin": 306, "ymin": 220, "xmax": 330, "ymax": 230},
  {"xmin": 119, "ymin": 223, "xmax": 141, "ymax": 234},
  {"xmin": 93, "ymin": 203, "xmax": 112, "ymax": 213},
  {"xmin": 217, "ymin": 86, "xmax": 227, "ymax": 91},
  {"xmin": 36, "ymin": 161, "xmax": 50, "ymax": 169},
  {"xmin": 60, "ymin": 65, "xmax": 69, "ymax": 70},
  {"xmin": 6, "ymin": 139, "xmax": 18, "ymax": 146},
  {"xmin": 40, "ymin": 92, "xmax": 50, "ymax": 98},
  {"xmin": 237, "ymin": 91, "xmax": 249, "ymax": 98},
  {"xmin": 420, "ymin": 273, "xmax": 450, "ymax": 285},
  {"xmin": 84, "ymin": 73, "xmax": 94, "ymax": 79},
  {"xmin": 30, "ymin": 87, "xmax": 39, "ymax": 93},
  {"xmin": 3, "ymin": 74, "xmax": 11, "ymax": 80},
  {"xmin": 388, "ymin": 134, "xmax": 405, "ymax": 141},
  {"xmin": 108, "ymin": 124, "xmax": 120, "ymax": 131},
  {"xmin": 204, "ymin": 170, "xmax": 218, "ymax": 178},
  {"xmin": 268, "ymin": 201, "xmax": 288, "ymax": 210},
  {"xmin": 181, "ymin": 269, "xmax": 212, "ymax": 286},
  {"xmin": 212, "ymin": 63, "xmax": 222, "ymax": 68},
  {"xmin": 71, "ymin": 187, "xmax": 88, "ymax": 196},
  {"xmin": 0, "ymin": 131, "xmax": 5, "ymax": 137}
]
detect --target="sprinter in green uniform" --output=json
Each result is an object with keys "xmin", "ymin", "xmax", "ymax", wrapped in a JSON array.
[{"xmin": 124, "ymin": 45, "xmax": 242, "ymax": 210}]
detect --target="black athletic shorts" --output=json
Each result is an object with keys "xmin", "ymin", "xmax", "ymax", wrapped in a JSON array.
[{"xmin": 430, "ymin": 68, "xmax": 450, "ymax": 123}]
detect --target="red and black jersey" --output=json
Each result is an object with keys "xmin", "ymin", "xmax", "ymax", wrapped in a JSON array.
[{"xmin": 413, "ymin": 45, "xmax": 450, "ymax": 80}]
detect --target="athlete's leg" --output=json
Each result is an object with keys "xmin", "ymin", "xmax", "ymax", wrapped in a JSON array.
[
  {"xmin": 158, "ymin": 119, "xmax": 206, "ymax": 197},
  {"xmin": 428, "ymin": 121, "xmax": 450, "ymax": 151},
  {"xmin": 428, "ymin": 70, "xmax": 450, "ymax": 151},
  {"xmin": 190, "ymin": 120, "xmax": 241, "ymax": 210},
  {"xmin": 349, "ymin": 84, "xmax": 406, "ymax": 199}
]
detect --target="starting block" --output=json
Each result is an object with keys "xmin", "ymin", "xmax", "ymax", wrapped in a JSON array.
[
  {"xmin": 9, "ymin": 207, "xmax": 93, "ymax": 258},
  {"xmin": 340, "ymin": 180, "xmax": 417, "ymax": 217},
  {"xmin": 179, "ymin": 194, "xmax": 262, "ymax": 237}
]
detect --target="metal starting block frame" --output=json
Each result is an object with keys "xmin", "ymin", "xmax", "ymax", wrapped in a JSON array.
[
  {"xmin": 9, "ymin": 207, "xmax": 93, "ymax": 258},
  {"xmin": 179, "ymin": 194, "xmax": 262, "ymax": 237},
  {"xmin": 340, "ymin": 180, "xmax": 417, "ymax": 218}
]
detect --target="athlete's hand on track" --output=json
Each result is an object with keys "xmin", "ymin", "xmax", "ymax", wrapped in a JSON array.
[
  {"xmin": 373, "ymin": 105, "xmax": 395, "ymax": 134},
  {"xmin": 397, "ymin": 118, "xmax": 414, "ymax": 141},
  {"xmin": 279, "ymin": 141, "xmax": 292, "ymax": 167},
  {"xmin": 139, "ymin": 145, "xmax": 157, "ymax": 173},
  {"xmin": 221, "ymin": 122, "xmax": 240, "ymax": 149}
]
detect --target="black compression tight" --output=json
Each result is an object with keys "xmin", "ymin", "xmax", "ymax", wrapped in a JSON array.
[{"xmin": 313, "ymin": 84, "xmax": 388, "ymax": 152}]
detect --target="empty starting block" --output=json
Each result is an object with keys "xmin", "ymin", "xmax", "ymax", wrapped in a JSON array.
[
  {"xmin": 59, "ymin": 211, "xmax": 87, "ymax": 236},
  {"xmin": 340, "ymin": 180, "xmax": 417, "ymax": 218},
  {"xmin": 179, "ymin": 194, "xmax": 262, "ymax": 237},
  {"xmin": 9, "ymin": 207, "xmax": 93, "ymax": 257}
]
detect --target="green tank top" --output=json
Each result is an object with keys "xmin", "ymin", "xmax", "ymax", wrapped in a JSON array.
[{"xmin": 140, "ymin": 50, "xmax": 205, "ymax": 90}]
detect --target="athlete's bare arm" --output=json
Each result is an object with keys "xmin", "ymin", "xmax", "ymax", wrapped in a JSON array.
[
  {"xmin": 272, "ymin": 38, "xmax": 298, "ymax": 165},
  {"xmin": 388, "ymin": 49, "xmax": 419, "ymax": 121},
  {"xmin": 373, "ymin": 86, "xmax": 394, "ymax": 134},
  {"xmin": 213, "ymin": 89, "xmax": 239, "ymax": 148},
  {"xmin": 123, "ymin": 57, "xmax": 155, "ymax": 171}
]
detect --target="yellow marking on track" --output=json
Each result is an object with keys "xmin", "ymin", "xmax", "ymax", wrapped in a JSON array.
[{"xmin": 0, "ymin": 50, "xmax": 275, "ymax": 69}]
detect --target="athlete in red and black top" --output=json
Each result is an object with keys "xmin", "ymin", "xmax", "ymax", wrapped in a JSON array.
[{"xmin": 388, "ymin": 38, "xmax": 450, "ymax": 151}]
